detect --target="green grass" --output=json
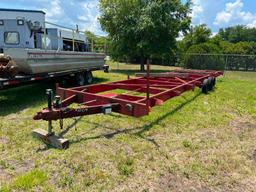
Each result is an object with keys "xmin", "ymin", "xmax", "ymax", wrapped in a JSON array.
[
  {"xmin": 1, "ymin": 169, "xmax": 47, "ymax": 191},
  {"xmin": 117, "ymin": 156, "xmax": 134, "ymax": 176},
  {"xmin": 0, "ymin": 61, "xmax": 256, "ymax": 191}
]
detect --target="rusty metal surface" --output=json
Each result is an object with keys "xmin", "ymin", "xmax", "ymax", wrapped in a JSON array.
[{"xmin": 0, "ymin": 55, "xmax": 18, "ymax": 78}]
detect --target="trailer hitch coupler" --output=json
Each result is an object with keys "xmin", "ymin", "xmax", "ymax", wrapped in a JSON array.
[{"xmin": 55, "ymin": 95, "xmax": 62, "ymax": 109}]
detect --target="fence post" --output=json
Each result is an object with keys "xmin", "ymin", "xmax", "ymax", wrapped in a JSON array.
[
  {"xmin": 72, "ymin": 30, "xmax": 75, "ymax": 51},
  {"xmin": 92, "ymin": 39, "xmax": 94, "ymax": 52},
  {"xmin": 254, "ymin": 57, "xmax": 256, "ymax": 71},
  {"xmin": 44, "ymin": 27, "xmax": 47, "ymax": 50},
  {"xmin": 225, "ymin": 55, "xmax": 228, "ymax": 70},
  {"xmin": 104, "ymin": 39, "xmax": 107, "ymax": 54}
]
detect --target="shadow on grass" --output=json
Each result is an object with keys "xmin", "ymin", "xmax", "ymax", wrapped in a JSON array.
[
  {"xmin": 93, "ymin": 77, "xmax": 109, "ymax": 84},
  {"xmin": 110, "ymin": 69, "xmax": 172, "ymax": 76},
  {"xmin": 0, "ymin": 77, "xmax": 109, "ymax": 116},
  {"xmin": 68, "ymin": 91, "xmax": 202, "ymax": 148},
  {"xmin": 0, "ymin": 82, "xmax": 53, "ymax": 116},
  {"xmin": 58, "ymin": 117, "xmax": 83, "ymax": 137}
]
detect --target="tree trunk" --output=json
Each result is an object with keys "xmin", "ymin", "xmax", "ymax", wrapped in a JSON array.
[{"xmin": 140, "ymin": 55, "xmax": 145, "ymax": 71}]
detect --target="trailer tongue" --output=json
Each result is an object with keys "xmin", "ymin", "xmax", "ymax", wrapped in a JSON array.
[{"xmin": 33, "ymin": 69, "xmax": 223, "ymax": 149}]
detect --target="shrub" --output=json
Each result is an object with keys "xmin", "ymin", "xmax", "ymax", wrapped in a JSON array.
[{"xmin": 182, "ymin": 43, "xmax": 225, "ymax": 70}]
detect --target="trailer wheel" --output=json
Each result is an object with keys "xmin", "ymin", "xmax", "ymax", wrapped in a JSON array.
[
  {"xmin": 202, "ymin": 79, "xmax": 208, "ymax": 94},
  {"xmin": 85, "ymin": 71, "xmax": 93, "ymax": 84},
  {"xmin": 76, "ymin": 73, "xmax": 86, "ymax": 86},
  {"xmin": 212, "ymin": 77, "xmax": 216, "ymax": 87},
  {"xmin": 207, "ymin": 77, "xmax": 214, "ymax": 91}
]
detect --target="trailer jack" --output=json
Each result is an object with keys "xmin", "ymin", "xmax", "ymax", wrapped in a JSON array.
[
  {"xmin": 33, "ymin": 89, "xmax": 69, "ymax": 149},
  {"xmin": 33, "ymin": 69, "xmax": 223, "ymax": 149}
]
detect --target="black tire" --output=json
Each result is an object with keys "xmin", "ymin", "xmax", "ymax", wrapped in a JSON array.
[
  {"xmin": 202, "ymin": 79, "xmax": 208, "ymax": 94},
  {"xmin": 212, "ymin": 77, "xmax": 216, "ymax": 87},
  {"xmin": 85, "ymin": 71, "xmax": 93, "ymax": 84},
  {"xmin": 76, "ymin": 72, "xmax": 86, "ymax": 86},
  {"xmin": 207, "ymin": 77, "xmax": 214, "ymax": 91}
]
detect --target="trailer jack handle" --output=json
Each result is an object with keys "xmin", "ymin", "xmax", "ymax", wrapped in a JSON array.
[{"xmin": 46, "ymin": 89, "xmax": 53, "ymax": 135}]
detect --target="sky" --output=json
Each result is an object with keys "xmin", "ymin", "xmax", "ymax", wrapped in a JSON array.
[{"xmin": 0, "ymin": 0, "xmax": 255, "ymax": 36}]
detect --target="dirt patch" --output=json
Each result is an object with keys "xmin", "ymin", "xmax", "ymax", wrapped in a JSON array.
[
  {"xmin": 230, "ymin": 116, "xmax": 256, "ymax": 134},
  {"xmin": 252, "ymin": 150, "xmax": 256, "ymax": 162},
  {"xmin": 155, "ymin": 174, "xmax": 256, "ymax": 192},
  {"xmin": 239, "ymin": 178, "xmax": 256, "ymax": 192},
  {"xmin": 0, "ymin": 168, "xmax": 12, "ymax": 183},
  {"xmin": 154, "ymin": 174, "xmax": 212, "ymax": 192},
  {"xmin": 0, "ymin": 137, "xmax": 9, "ymax": 144},
  {"xmin": 14, "ymin": 160, "xmax": 34, "ymax": 174},
  {"xmin": 3, "ymin": 159, "xmax": 34, "ymax": 175},
  {"xmin": 230, "ymin": 116, "xmax": 256, "ymax": 162}
]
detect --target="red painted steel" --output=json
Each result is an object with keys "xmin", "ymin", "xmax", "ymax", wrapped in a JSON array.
[{"xmin": 34, "ymin": 70, "xmax": 223, "ymax": 121}]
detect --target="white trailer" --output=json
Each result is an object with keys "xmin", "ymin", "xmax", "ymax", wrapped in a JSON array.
[{"xmin": 0, "ymin": 8, "xmax": 108, "ymax": 90}]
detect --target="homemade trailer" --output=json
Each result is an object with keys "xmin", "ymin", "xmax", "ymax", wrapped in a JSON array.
[{"xmin": 33, "ymin": 68, "xmax": 224, "ymax": 149}]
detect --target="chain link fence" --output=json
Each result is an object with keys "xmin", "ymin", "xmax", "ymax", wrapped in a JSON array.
[{"xmin": 179, "ymin": 53, "xmax": 256, "ymax": 71}]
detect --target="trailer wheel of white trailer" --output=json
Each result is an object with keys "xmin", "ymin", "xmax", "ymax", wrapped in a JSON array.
[
  {"xmin": 85, "ymin": 71, "xmax": 93, "ymax": 84},
  {"xmin": 76, "ymin": 72, "xmax": 86, "ymax": 86}
]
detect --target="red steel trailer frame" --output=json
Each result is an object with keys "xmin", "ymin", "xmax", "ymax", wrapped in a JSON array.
[{"xmin": 33, "ymin": 69, "xmax": 223, "ymax": 149}]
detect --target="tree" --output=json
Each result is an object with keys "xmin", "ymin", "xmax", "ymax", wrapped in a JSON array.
[
  {"xmin": 99, "ymin": 0, "xmax": 191, "ymax": 71},
  {"xmin": 209, "ymin": 34, "xmax": 223, "ymax": 46},
  {"xmin": 219, "ymin": 41, "xmax": 255, "ymax": 55},
  {"xmin": 219, "ymin": 41, "xmax": 234, "ymax": 54},
  {"xmin": 85, "ymin": 31, "xmax": 107, "ymax": 52},
  {"xmin": 219, "ymin": 25, "xmax": 256, "ymax": 43},
  {"xmin": 181, "ymin": 24, "xmax": 212, "ymax": 51}
]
